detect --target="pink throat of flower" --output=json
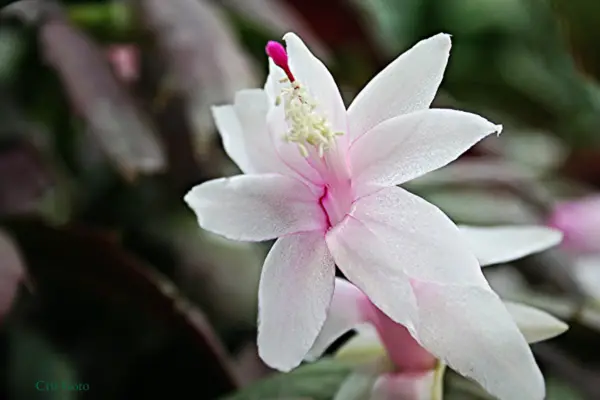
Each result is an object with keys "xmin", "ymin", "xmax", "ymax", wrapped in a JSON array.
[
  {"xmin": 266, "ymin": 41, "xmax": 295, "ymax": 82},
  {"xmin": 371, "ymin": 306, "xmax": 437, "ymax": 373}
]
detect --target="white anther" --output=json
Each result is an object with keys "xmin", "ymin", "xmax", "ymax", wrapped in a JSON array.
[{"xmin": 277, "ymin": 81, "xmax": 344, "ymax": 158}]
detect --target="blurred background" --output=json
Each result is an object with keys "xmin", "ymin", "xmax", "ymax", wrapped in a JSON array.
[{"xmin": 1, "ymin": 0, "xmax": 600, "ymax": 399}]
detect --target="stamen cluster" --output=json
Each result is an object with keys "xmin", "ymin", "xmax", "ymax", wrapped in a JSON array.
[
  {"xmin": 266, "ymin": 40, "xmax": 343, "ymax": 158},
  {"xmin": 278, "ymin": 79, "xmax": 343, "ymax": 157}
]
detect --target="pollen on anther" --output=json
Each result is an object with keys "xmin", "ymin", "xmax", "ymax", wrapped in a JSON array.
[{"xmin": 265, "ymin": 41, "xmax": 295, "ymax": 82}]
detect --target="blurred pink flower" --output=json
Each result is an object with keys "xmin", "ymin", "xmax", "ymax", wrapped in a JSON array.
[
  {"xmin": 547, "ymin": 196, "xmax": 600, "ymax": 298},
  {"xmin": 309, "ymin": 226, "xmax": 566, "ymax": 400},
  {"xmin": 183, "ymin": 32, "xmax": 547, "ymax": 398},
  {"xmin": 547, "ymin": 196, "xmax": 600, "ymax": 254},
  {"xmin": 106, "ymin": 44, "xmax": 140, "ymax": 84}
]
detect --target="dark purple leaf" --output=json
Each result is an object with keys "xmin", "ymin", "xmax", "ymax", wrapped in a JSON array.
[
  {"xmin": 6, "ymin": 217, "xmax": 240, "ymax": 395},
  {"xmin": 0, "ymin": 140, "xmax": 53, "ymax": 215},
  {"xmin": 282, "ymin": 0, "xmax": 383, "ymax": 68},
  {"xmin": 219, "ymin": 0, "xmax": 329, "ymax": 60},
  {"xmin": 0, "ymin": 0, "xmax": 57, "ymax": 25},
  {"xmin": 135, "ymin": 0, "xmax": 258, "ymax": 154},
  {"xmin": 0, "ymin": 229, "xmax": 24, "ymax": 321},
  {"xmin": 39, "ymin": 11, "xmax": 165, "ymax": 179}
]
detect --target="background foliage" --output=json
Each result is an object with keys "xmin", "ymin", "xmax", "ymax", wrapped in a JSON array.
[{"xmin": 0, "ymin": 0, "xmax": 599, "ymax": 398}]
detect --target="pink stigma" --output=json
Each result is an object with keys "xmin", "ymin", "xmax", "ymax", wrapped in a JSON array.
[{"xmin": 266, "ymin": 41, "xmax": 295, "ymax": 82}]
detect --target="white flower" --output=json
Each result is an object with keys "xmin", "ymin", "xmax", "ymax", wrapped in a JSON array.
[
  {"xmin": 183, "ymin": 32, "xmax": 537, "ymax": 393},
  {"xmin": 309, "ymin": 225, "xmax": 566, "ymax": 400}
]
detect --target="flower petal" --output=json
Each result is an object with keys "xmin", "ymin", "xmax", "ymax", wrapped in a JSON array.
[
  {"xmin": 258, "ymin": 231, "xmax": 335, "ymax": 371},
  {"xmin": 212, "ymin": 104, "xmax": 251, "ymax": 171},
  {"xmin": 326, "ymin": 210, "xmax": 418, "ymax": 335},
  {"xmin": 413, "ymin": 280, "xmax": 545, "ymax": 400},
  {"xmin": 333, "ymin": 371, "xmax": 379, "ymax": 400},
  {"xmin": 305, "ymin": 278, "xmax": 371, "ymax": 361},
  {"xmin": 214, "ymin": 88, "xmax": 321, "ymax": 181},
  {"xmin": 350, "ymin": 109, "xmax": 502, "ymax": 196},
  {"xmin": 212, "ymin": 89, "xmax": 276, "ymax": 174},
  {"xmin": 266, "ymin": 102, "xmax": 326, "ymax": 185},
  {"xmin": 371, "ymin": 368, "xmax": 445, "ymax": 400},
  {"xmin": 184, "ymin": 174, "xmax": 324, "ymax": 241},
  {"xmin": 503, "ymin": 301, "xmax": 569, "ymax": 344},
  {"xmin": 347, "ymin": 33, "xmax": 451, "ymax": 142},
  {"xmin": 283, "ymin": 32, "xmax": 347, "ymax": 137},
  {"xmin": 574, "ymin": 255, "xmax": 600, "ymax": 299},
  {"xmin": 346, "ymin": 186, "xmax": 486, "ymax": 287},
  {"xmin": 264, "ymin": 57, "xmax": 286, "ymax": 105},
  {"xmin": 333, "ymin": 357, "xmax": 391, "ymax": 400},
  {"xmin": 547, "ymin": 195, "xmax": 600, "ymax": 253},
  {"xmin": 458, "ymin": 225, "xmax": 563, "ymax": 267}
]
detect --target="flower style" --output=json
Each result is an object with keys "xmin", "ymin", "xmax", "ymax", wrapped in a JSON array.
[
  {"xmin": 185, "ymin": 31, "xmax": 526, "ymax": 391},
  {"xmin": 308, "ymin": 225, "xmax": 567, "ymax": 400}
]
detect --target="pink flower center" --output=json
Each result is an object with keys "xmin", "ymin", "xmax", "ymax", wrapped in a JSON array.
[
  {"xmin": 318, "ymin": 178, "xmax": 354, "ymax": 229},
  {"xmin": 266, "ymin": 40, "xmax": 355, "ymax": 229}
]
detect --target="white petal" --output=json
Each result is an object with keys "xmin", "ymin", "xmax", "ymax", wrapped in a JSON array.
[
  {"xmin": 503, "ymin": 301, "xmax": 568, "ymax": 344},
  {"xmin": 413, "ymin": 280, "xmax": 545, "ymax": 400},
  {"xmin": 212, "ymin": 104, "xmax": 251, "ymax": 171},
  {"xmin": 347, "ymin": 33, "xmax": 451, "ymax": 142},
  {"xmin": 326, "ymin": 210, "xmax": 418, "ymax": 335},
  {"xmin": 333, "ymin": 372, "xmax": 379, "ymax": 400},
  {"xmin": 305, "ymin": 278, "xmax": 370, "ymax": 361},
  {"xmin": 459, "ymin": 225, "xmax": 563, "ymax": 267},
  {"xmin": 333, "ymin": 357, "xmax": 391, "ymax": 400},
  {"xmin": 184, "ymin": 174, "xmax": 324, "ymax": 241},
  {"xmin": 258, "ymin": 231, "xmax": 335, "ymax": 371},
  {"xmin": 264, "ymin": 58, "xmax": 287, "ymax": 105},
  {"xmin": 350, "ymin": 109, "xmax": 502, "ymax": 196},
  {"xmin": 214, "ymin": 88, "xmax": 323, "ymax": 182},
  {"xmin": 371, "ymin": 368, "xmax": 445, "ymax": 400},
  {"xmin": 345, "ymin": 186, "xmax": 486, "ymax": 287},
  {"xmin": 283, "ymin": 32, "xmax": 347, "ymax": 136},
  {"xmin": 574, "ymin": 255, "xmax": 600, "ymax": 299},
  {"xmin": 266, "ymin": 102, "xmax": 325, "ymax": 185},
  {"xmin": 213, "ymin": 89, "xmax": 279, "ymax": 174}
]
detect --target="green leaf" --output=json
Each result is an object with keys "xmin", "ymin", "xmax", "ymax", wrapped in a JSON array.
[
  {"xmin": 0, "ymin": 27, "xmax": 25, "ymax": 83},
  {"xmin": 359, "ymin": 0, "xmax": 600, "ymax": 147},
  {"xmin": 223, "ymin": 359, "xmax": 353, "ymax": 400},
  {"xmin": 350, "ymin": 0, "xmax": 423, "ymax": 52},
  {"xmin": 67, "ymin": 3, "xmax": 133, "ymax": 41},
  {"xmin": 546, "ymin": 376, "xmax": 584, "ymax": 400}
]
